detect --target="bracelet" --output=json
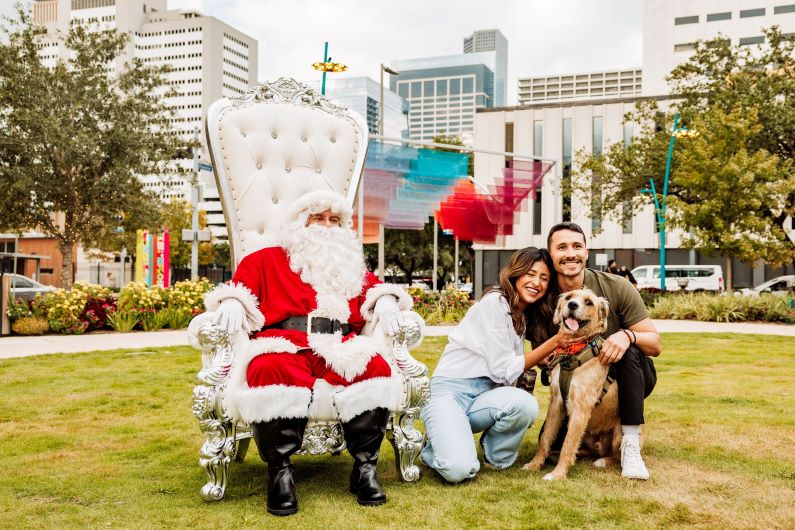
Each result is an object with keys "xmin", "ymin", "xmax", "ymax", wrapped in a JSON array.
[
  {"xmin": 621, "ymin": 329, "xmax": 635, "ymax": 344},
  {"xmin": 631, "ymin": 329, "xmax": 637, "ymax": 344}
]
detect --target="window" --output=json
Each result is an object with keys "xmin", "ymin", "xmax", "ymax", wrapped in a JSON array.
[
  {"xmin": 533, "ymin": 120, "xmax": 543, "ymax": 236},
  {"xmin": 623, "ymin": 122, "xmax": 634, "ymax": 146},
  {"xmin": 674, "ymin": 42, "xmax": 697, "ymax": 52},
  {"xmin": 775, "ymin": 5, "xmax": 795, "ymax": 14},
  {"xmin": 436, "ymin": 79, "xmax": 447, "ymax": 96},
  {"xmin": 450, "ymin": 78, "xmax": 460, "ymax": 95},
  {"xmin": 423, "ymin": 80, "xmax": 434, "ymax": 97},
  {"xmin": 562, "ymin": 118, "xmax": 572, "ymax": 222},
  {"xmin": 397, "ymin": 83, "xmax": 408, "ymax": 98},
  {"xmin": 592, "ymin": 116, "xmax": 603, "ymax": 156},
  {"xmin": 674, "ymin": 15, "xmax": 699, "ymax": 25},
  {"xmin": 462, "ymin": 77, "xmax": 474, "ymax": 94},
  {"xmin": 739, "ymin": 36, "xmax": 765, "ymax": 45},
  {"xmin": 740, "ymin": 8, "xmax": 765, "ymax": 17},
  {"xmin": 410, "ymin": 81, "xmax": 421, "ymax": 98},
  {"xmin": 707, "ymin": 12, "xmax": 732, "ymax": 21}
]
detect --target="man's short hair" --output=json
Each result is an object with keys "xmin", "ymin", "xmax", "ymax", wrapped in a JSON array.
[{"xmin": 547, "ymin": 222, "xmax": 587, "ymax": 249}]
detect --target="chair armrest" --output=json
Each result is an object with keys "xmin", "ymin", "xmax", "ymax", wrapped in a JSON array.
[
  {"xmin": 389, "ymin": 311, "xmax": 428, "ymax": 378},
  {"xmin": 188, "ymin": 311, "xmax": 234, "ymax": 387}
]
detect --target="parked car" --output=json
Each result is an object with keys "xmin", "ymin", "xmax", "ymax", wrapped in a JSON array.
[
  {"xmin": 4, "ymin": 273, "xmax": 57, "ymax": 301},
  {"xmin": 738, "ymin": 275, "xmax": 795, "ymax": 297},
  {"xmin": 631, "ymin": 265, "xmax": 724, "ymax": 293}
]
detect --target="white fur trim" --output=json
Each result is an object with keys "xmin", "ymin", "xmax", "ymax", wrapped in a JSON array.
[
  {"xmin": 286, "ymin": 190, "xmax": 353, "ymax": 228},
  {"xmin": 314, "ymin": 292, "xmax": 352, "ymax": 322},
  {"xmin": 224, "ymin": 336, "xmax": 299, "ymax": 421},
  {"xmin": 308, "ymin": 379, "xmax": 343, "ymax": 420},
  {"xmin": 308, "ymin": 333, "xmax": 384, "ymax": 381},
  {"xmin": 360, "ymin": 283, "xmax": 414, "ymax": 321},
  {"xmin": 333, "ymin": 376, "xmax": 405, "ymax": 422},
  {"xmin": 229, "ymin": 384, "xmax": 312, "ymax": 423},
  {"xmin": 204, "ymin": 282, "xmax": 265, "ymax": 331}
]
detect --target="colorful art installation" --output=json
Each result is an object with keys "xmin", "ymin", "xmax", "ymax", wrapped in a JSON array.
[
  {"xmin": 353, "ymin": 140, "xmax": 553, "ymax": 244},
  {"xmin": 134, "ymin": 229, "xmax": 171, "ymax": 287}
]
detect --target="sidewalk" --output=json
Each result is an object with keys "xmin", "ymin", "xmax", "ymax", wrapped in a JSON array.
[{"xmin": 0, "ymin": 319, "xmax": 792, "ymax": 359}]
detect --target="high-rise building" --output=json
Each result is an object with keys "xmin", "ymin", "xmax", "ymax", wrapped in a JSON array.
[
  {"xmin": 473, "ymin": 0, "xmax": 795, "ymax": 292},
  {"xmin": 463, "ymin": 29, "xmax": 508, "ymax": 107},
  {"xmin": 32, "ymin": 0, "xmax": 259, "ymax": 239},
  {"xmin": 389, "ymin": 29, "xmax": 507, "ymax": 145},
  {"xmin": 319, "ymin": 77, "xmax": 408, "ymax": 139}
]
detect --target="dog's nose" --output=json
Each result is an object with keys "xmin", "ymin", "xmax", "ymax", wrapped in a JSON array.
[{"xmin": 567, "ymin": 301, "xmax": 579, "ymax": 311}]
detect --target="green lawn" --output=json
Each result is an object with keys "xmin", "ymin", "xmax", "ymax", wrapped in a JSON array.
[{"xmin": 0, "ymin": 333, "xmax": 793, "ymax": 529}]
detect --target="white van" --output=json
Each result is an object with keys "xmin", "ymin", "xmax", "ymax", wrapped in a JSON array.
[{"xmin": 631, "ymin": 265, "xmax": 724, "ymax": 292}]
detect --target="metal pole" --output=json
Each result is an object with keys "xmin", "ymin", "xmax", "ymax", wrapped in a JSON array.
[
  {"xmin": 454, "ymin": 237, "xmax": 459, "ymax": 289},
  {"xmin": 648, "ymin": 178, "xmax": 664, "ymax": 291},
  {"xmin": 191, "ymin": 129, "xmax": 200, "ymax": 280},
  {"xmin": 321, "ymin": 42, "xmax": 328, "ymax": 95},
  {"xmin": 377, "ymin": 64, "xmax": 385, "ymax": 280},
  {"xmin": 659, "ymin": 113, "xmax": 679, "ymax": 292},
  {"xmin": 433, "ymin": 216, "xmax": 438, "ymax": 292},
  {"xmin": 120, "ymin": 246, "xmax": 127, "ymax": 288}
]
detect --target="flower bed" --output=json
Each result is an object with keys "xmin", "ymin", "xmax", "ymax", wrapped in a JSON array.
[
  {"xmin": 647, "ymin": 291, "xmax": 794, "ymax": 323},
  {"xmin": 409, "ymin": 287, "xmax": 473, "ymax": 325},
  {"xmin": 6, "ymin": 278, "xmax": 212, "ymax": 335}
]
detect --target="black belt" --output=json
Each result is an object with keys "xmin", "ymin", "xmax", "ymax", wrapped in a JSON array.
[{"xmin": 265, "ymin": 315, "xmax": 351, "ymax": 335}]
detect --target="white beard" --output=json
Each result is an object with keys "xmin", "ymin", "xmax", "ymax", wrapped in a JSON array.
[{"xmin": 282, "ymin": 222, "xmax": 367, "ymax": 322}]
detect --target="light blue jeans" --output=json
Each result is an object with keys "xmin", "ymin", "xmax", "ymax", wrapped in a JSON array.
[{"xmin": 420, "ymin": 376, "xmax": 538, "ymax": 483}]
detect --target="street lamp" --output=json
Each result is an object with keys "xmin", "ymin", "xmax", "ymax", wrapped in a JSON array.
[
  {"xmin": 376, "ymin": 64, "xmax": 399, "ymax": 281},
  {"xmin": 311, "ymin": 42, "xmax": 347, "ymax": 95},
  {"xmin": 640, "ymin": 112, "xmax": 692, "ymax": 291}
]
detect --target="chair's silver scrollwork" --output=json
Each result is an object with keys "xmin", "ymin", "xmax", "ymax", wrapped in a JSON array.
[
  {"xmin": 299, "ymin": 422, "xmax": 346, "ymax": 455},
  {"xmin": 229, "ymin": 77, "xmax": 349, "ymax": 119},
  {"xmin": 386, "ymin": 314, "xmax": 430, "ymax": 482}
]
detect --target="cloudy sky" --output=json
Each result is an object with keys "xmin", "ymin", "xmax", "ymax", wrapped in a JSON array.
[
  {"xmin": 2, "ymin": 0, "xmax": 644, "ymax": 105},
  {"xmin": 172, "ymin": 0, "xmax": 643, "ymax": 105}
]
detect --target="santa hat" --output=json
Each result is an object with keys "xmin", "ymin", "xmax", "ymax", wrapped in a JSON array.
[{"xmin": 286, "ymin": 190, "xmax": 353, "ymax": 228}]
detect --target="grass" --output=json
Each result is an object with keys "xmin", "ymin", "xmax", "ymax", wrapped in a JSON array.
[{"xmin": 0, "ymin": 333, "xmax": 793, "ymax": 529}]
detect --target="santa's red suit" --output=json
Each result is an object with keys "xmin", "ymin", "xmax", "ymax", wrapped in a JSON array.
[{"xmin": 204, "ymin": 239, "xmax": 411, "ymax": 425}]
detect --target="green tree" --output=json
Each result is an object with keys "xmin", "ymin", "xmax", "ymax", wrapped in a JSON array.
[
  {"xmin": 572, "ymin": 27, "xmax": 795, "ymax": 284},
  {"xmin": 0, "ymin": 9, "xmax": 182, "ymax": 288}
]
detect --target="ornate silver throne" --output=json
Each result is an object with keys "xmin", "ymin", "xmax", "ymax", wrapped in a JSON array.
[{"xmin": 187, "ymin": 78, "xmax": 430, "ymax": 501}]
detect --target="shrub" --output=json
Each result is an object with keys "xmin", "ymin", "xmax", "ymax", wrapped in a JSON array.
[
  {"xmin": 649, "ymin": 292, "xmax": 794, "ymax": 323},
  {"xmin": 72, "ymin": 281, "xmax": 112, "ymax": 301},
  {"xmin": 11, "ymin": 316, "xmax": 49, "ymax": 335},
  {"xmin": 166, "ymin": 278, "xmax": 211, "ymax": 314},
  {"xmin": 80, "ymin": 298, "xmax": 116, "ymax": 331},
  {"xmin": 33, "ymin": 289, "xmax": 89, "ymax": 333},
  {"xmin": 6, "ymin": 296, "xmax": 32, "ymax": 321},
  {"xmin": 160, "ymin": 307, "xmax": 194, "ymax": 329},
  {"xmin": 106, "ymin": 310, "xmax": 140, "ymax": 333},
  {"xmin": 410, "ymin": 288, "xmax": 473, "ymax": 325},
  {"xmin": 138, "ymin": 308, "xmax": 170, "ymax": 332},
  {"xmin": 118, "ymin": 282, "xmax": 166, "ymax": 312}
]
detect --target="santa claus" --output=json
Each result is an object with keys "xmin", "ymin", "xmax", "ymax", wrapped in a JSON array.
[{"xmin": 204, "ymin": 190, "xmax": 412, "ymax": 516}]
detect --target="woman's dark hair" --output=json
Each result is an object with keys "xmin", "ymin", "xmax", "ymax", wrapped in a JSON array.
[{"xmin": 481, "ymin": 247, "xmax": 557, "ymax": 336}]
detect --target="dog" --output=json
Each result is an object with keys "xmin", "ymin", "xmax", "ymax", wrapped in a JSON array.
[{"xmin": 523, "ymin": 288, "xmax": 636, "ymax": 480}]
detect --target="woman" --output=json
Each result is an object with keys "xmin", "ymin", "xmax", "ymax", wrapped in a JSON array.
[{"xmin": 420, "ymin": 247, "xmax": 571, "ymax": 483}]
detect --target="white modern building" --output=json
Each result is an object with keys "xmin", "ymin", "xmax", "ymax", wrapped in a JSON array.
[
  {"xmin": 390, "ymin": 29, "xmax": 508, "ymax": 145},
  {"xmin": 317, "ymin": 77, "xmax": 408, "ymax": 139},
  {"xmin": 32, "ymin": 0, "xmax": 258, "ymax": 240},
  {"xmin": 472, "ymin": 0, "xmax": 795, "ymax": 291}
]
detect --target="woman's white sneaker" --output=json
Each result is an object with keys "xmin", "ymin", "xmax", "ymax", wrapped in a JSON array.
[{"xmin": 620, "ymin": 438, "xmax": 649, "ymax": 480}]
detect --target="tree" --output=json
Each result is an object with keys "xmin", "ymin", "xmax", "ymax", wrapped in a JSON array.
[
  {"xmin": 0, "ymin": 9, "xmax": 182, "ymax": 288},
  {"xmin": 572, "ymin": 27, "xmax": 795, "ymax": 283}
]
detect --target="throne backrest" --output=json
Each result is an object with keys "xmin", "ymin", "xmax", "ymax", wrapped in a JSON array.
[{"xmin": 204, "ymin": 78, "xmax": 368, "ymax": 270}]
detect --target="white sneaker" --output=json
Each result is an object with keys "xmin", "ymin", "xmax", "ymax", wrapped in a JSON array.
[{"xmin": 620, "ymin": 438, "xmax": 649, "ymax": 480}]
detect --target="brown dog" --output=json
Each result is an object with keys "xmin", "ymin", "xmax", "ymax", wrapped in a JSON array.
[{"xmin": 523, "ymin": 288, "xmax": 637, "ymax": 480}]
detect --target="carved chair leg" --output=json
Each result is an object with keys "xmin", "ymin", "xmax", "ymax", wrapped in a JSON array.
[
  {"xmin": 386, "ymin": 411, "xmax": 424, "ymax": 482},
  {"xmin": 235, "ymin": 436, "xmax": 251, "ymax": 463},
  {"xmin": 198, "ymin": 422, "xmax": 236, "ymax": 501}
]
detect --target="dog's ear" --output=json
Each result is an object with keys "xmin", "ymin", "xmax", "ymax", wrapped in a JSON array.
[
  {"xmin": 597, "ymin": 297, "xmax": 610, "ymax": 332},
  {"xmin": 553, "ymin": 294, "xmax": 565, "ymax": 325}
]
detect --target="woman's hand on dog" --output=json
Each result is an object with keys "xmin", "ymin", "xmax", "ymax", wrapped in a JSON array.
[{"xmin": 598, "ymin": 331, "xmax": 631, "ymax": 365}]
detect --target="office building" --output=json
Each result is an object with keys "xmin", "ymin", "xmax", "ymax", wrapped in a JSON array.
[
  {"xmin": 390, "ymin": 29, "xmax": 507, "ymax": 145},
  {"xmin": 473, "ymin": 1, "xmax": 795, "ymax": 291},
  {"xmin": 319, "ymin": 77, "xmax": 408, "ymax": 138},
  {"xmin": 464, "ymin": 29, "xmax": 508, "ymax": 107}
]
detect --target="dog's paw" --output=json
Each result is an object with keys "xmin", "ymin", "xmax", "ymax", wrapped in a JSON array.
[
  {"xmin": 543, "ymin": 471, "xmax": 565, "ymax": 481},
  {"xmin": 522, "ymin": 459, "xmax": 543, "ymax": 471},
  {"xmin": 593, "ymin": 458, "xmax": 608, "ymax": 468}
]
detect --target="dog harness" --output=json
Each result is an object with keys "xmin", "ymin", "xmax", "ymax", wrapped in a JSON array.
[{"xmin": 545, "ymin": 336, "xmax": 614, "ymax": 406}]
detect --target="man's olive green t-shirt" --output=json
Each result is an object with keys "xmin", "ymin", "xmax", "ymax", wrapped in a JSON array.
[{"xmin": 583, "ymin": 268, "xmax": 649, "ymax": 338}]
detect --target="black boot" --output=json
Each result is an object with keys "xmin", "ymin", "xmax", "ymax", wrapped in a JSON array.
[
  {"xmin": 250, "ymin": 417, "xmax": 307, "ymax": 516},
  {"xmin": 342, "ymin": 407, "xmax": 389, "ymax": 506}
]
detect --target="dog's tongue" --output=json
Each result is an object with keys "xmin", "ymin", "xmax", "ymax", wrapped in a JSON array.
[{"xmin": 565, "ymin": 317, "xmax": 580, "ymax": 331}]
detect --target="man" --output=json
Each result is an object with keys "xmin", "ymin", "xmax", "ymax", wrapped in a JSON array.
[
  {"xmin": 607, "ymin": 259, "xmax": 619, "ymax": 274},
  {"xmin": 618, "ymin": 265, "xmax": 638, "ymax": 288},
  {"xmin": 205, "ymin": 190, "xmax": 412, "ymax": 515},
  {"xmin": 545, "ymin": 222, "xmax": 661, "ymax": 480}
]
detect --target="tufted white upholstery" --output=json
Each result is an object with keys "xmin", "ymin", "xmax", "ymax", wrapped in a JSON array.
[{"xmin": 205, "ymin": 78, "xmax": 368, "ymax": 267}]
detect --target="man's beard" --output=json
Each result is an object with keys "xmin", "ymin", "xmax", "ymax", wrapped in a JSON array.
[{"xmin": 282, "ymin": 222, "xmax": 366, "ymax": 320}]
